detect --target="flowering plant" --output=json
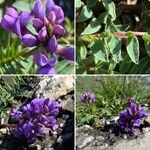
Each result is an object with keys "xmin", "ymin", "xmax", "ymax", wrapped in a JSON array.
[
  {"xmin": 10, "ymin": 98, "xmax": 61, "ymax": 143},
  {"xmin": 80, "ymin": 92, "xmax": 96, "ymax": 103},
  {"xmin": 118, "ymin": 99, "xmax": 148, "ymax": 134},
  {"xmin": 1, "ymin": 0, "xmax": 74, "ymax": 74}
]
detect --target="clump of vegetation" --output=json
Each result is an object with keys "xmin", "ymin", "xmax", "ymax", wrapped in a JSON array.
[
  {"xmin": 76, "ymin": 76, "xmax": 150, "ymax": 127},
  {"xmin": 76, "ymin": 0, "xmax": 150, "ymax": 74},
  {"xmin": 0, "ymin": 76, "xmax": 38, "ymax": 119}
]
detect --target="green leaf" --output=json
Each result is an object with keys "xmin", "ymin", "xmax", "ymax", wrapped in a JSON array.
[
  {"xmin": 91, "ymin": 39, "xmax": 109, "ymax": 63},
  {"xmin": 55, "ymin": 60, "xmax": 69, "ymax": 73},
  {"xmin": 13, "ymin": 1, "xmax": 31, "ymax": 11},
  {"xmin": 59, "ymin": 65, "xmax": 74, "ymax": 74},
  {"xmin": 108, "ymin": 35, "xmax": 122, "ymax": 63},
  {"xmin": 143, "ymin": 34, "xmax": 150, "ymax": 56},
  {"xmin": 76, "ymin": 0, "xmax": 82, "ymax": 10},
  {"xmin": 80, "ymin": 45, "xmax": 87, "ymax": 59},
  {"xmin": 143, "ymin": 34, "xmax": 150, "ymax": 41},
  {"xmin": 102, "ymin": 0, "xmax": 116, "ymax": 21},
  {"xmin": 76, "ymin": 0, "xmax": 82, "ymax": 9},
  {"xmin": 98, "ymin": 12, "xmax": 109, "ymax": 24},
  {"xmin": 87, "ymin": 0, "xmax": 97, "ymax": 7},
  {"xmin": 77, "ymin": 6, "xmax": 93, "ymax": 22},
  {"xmin": 82, "ymin": 18, "xmax": 101, "ymax": 35},
  {"xmin": 126, "ymin": 34, "xmax": 139, "ymax": 64},
  {"xmin": 27, "ymin": 21, "xmax": 38, "ymax": 35},
  {"xmin": 144, "ymin": 40, "xmax": 150, "ymax": 56}
]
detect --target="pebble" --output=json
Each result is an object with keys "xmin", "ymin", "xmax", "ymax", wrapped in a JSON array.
[
  {"xmin": 78, "ymin": 136, "xmax": 94, "ymax": 148},
  {"xmin": 96, "ymin": 136, "xmax": 105, "ymax": 141},
  {"xmin": 143, "ymin": 127, "xmax": 150, "ymax": 133},
  {"xmin": 0, "ymin": 128, "xmax": 8, "ymax": 134}
]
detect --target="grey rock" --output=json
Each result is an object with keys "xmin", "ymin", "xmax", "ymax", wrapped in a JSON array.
[
  {"xmin": 96, "ymin": 136, "xmax": 105, "ymax": 141},
  {"xmin": 35, "ymin": 76, "xmax": 74, "ymax": 99},
  {"xmin": 112, "ymin": 131, "xmax": 150, "ymax": 150},
  {"xmin": 142, "ymin": 127, "xmax": 150, "ymax": 133},
  {"xmin": 61, "ymin": 97, "xmax": 74, "ymax": 112},
  {"xmin": 77, "ymin": 134, "xmax": 94, "ymax": 149},
  {"xmin": 0, "ymin": 128, "xmax": 8, "ymax": 135}
]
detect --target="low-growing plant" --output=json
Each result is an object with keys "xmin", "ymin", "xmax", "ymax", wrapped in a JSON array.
[
  {"xmin": 10, "ymin": 98, "xmax": 61, "ymax": 143},
  {"xmin": 76, "ymin": 76, "xmax": 150, "ymax": 127},
  {"xmin": 0, "ymin": 76, "xmax": 37, "ymax": 119},
  {"xmin": 118, "ymin": 99, "xmax": 148, "ymax": 135}
]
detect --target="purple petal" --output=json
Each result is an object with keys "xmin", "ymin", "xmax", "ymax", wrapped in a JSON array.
[
  {"xmin": 47, "ymin": 11, "xmax": 56, "ymax": 24},
  {"xmin": 6, "ymin": 7, "xmax": 18, "ymax": 18},
  {"xmin": 46, "ymin": 0, "xmax": 55, "ymax": 15},
  {"xmin": 60, "ymin": 46, "xmax": 74, "ymax": 61},
  {"xmin": 14, "ymin": 18, "xmax": 22, "ymax": 37},
  {"xmin": 22, "ymin": 34, "xmax": 37, "ymax": 47},
  {"xmin": 32, "ymin": 18, "xmax": 44, "ymax": 31},
  {"xmin": 19, "ymin": 11, "xmax": 31, "ymax": 27},
  {"xmin": 51, "ymin": 124, "xmax": 59, "ymax": 131},
  {"xmin": 38, "ymin": 26, "xmax": 47, "ymax": 41},
  {"xmin": 37, "ymin": 65, "xmax": 55, "ymax": 74},
  {"xmin": 47, "ymin": 35, "xmax": 58, "ymax": 53},
  {"xmin": 34, "ymin": 53, "xmax": 49, "ymax": 67},
  {"xmin": 1, "ymin": 15, "xmax": 16, "ymax": 27},
  {"xmin": 34, "ymin": 0, "xmax": 45, "ymax": 20},
  {"xmin": 52, "ymin": 5, "xmax": 64, "ymax": 24},
  {"xmin": 54, "ymin": 25, "xmax": 65, "ymax": 36}
]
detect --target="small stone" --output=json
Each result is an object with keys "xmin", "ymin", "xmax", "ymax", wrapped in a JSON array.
[
  {"xmin": 78, "ymin": 136, "xmax": 94, "ymax": 148},
  {"xmin": 0, "ymin": 128, "xmax": 8, "ymax": 134},
  {"xmin": 106, "ymin": 121, "xmax": 110, "ymax": 125},
  {"xmin": 93, "ymin": 140, "xmax": 102, "ymax": 146},
  {"xmin": 85, "ymin": 125, "xmax": 92, "ymax": 129},
  {"xmin": 96, "ymin": 136, "xmax": 105, "ymax": 141},
  {"xmin": 123, "ymin": 135, "xmax": 127, "ymax": 139},
  {"xmin": 143, "ymin": 127, "xmax": 150, "ymax": 133},
  {"xmin": 36, "ymin": 144, "xmax": 42, "ymax": 150}
]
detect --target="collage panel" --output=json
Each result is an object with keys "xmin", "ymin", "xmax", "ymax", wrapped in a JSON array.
[
  {"xmin": 0, "ymin": 0, "xmax": 74, "ymax": 75},
  {"xmin": 76, "ymin": 0, "xmax": 150, "ymax": 74},
  {"xmin": 0, "ymin": 75, "xmax": 74, "ymax": 150},
  {"xmin": 76, "ymin": 75, "xmax": 150, "ymax": 150}
]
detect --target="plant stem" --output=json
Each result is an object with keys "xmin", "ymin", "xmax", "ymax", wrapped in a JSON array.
[
  {"xmin": 79, "ymin": 32, "xmax": 148, "ymax": 42},
  {"xmin": 0, "ymin": 124, "xmax": 16, "ymax": 129}
]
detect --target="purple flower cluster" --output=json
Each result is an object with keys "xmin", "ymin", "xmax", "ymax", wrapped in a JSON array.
[
  {"xmin": 1, "ymin": 0, "xmax": 74, "ymax": 74},
  {"xmin": 80, "ymin": 92, "xmax": 96, "ymax": 103},
  {"xmin": 118, "ymin": 99, "xmax": 148, "ymax": 134},
  {"xmin": 10, "ymin": 98, "xmax": 61, "ymax": 143}
]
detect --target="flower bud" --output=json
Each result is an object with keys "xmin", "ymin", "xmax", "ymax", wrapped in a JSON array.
[
  {"xmin": 38, "ymin": 26, "xmax": 47, "ymax": 41},
  {"xmin": 19, "ymin": 11, "xmax": 31, "ymax": 27},
  {"xmin": 46, "ymin": 0, "xmax": 55, "ymax": 14},
  {"xmin": 32, "ymin": 18, "xmax": 44, "ymax": 31},
  {"xmin": 59, "ymin": 46, "xmax": 74, "ymax": 61},
  {"xmin": 22, "ymin": 34, "xmax": 37, "ymax": 47},
  {"xmin": 6, "ymin": 7, "xmax": 18, "ymax": 18},
  {"xmin": 34, "ymin": 0, "xmax": 45, "ymax": 20},
  {"xmin": 47, "ymin": 35, "xmax": 57, "ymax": 53},
  {"xmin": 53, "ymin": 5, "xmax": 64, "ymax": 24},
  {"xmin": 54, "ymin": 24, "xmax": 65, "ymax": 36},
  {"xmin": 47, "ymin": 11, "xmax": 56, "ymax": 24}
]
